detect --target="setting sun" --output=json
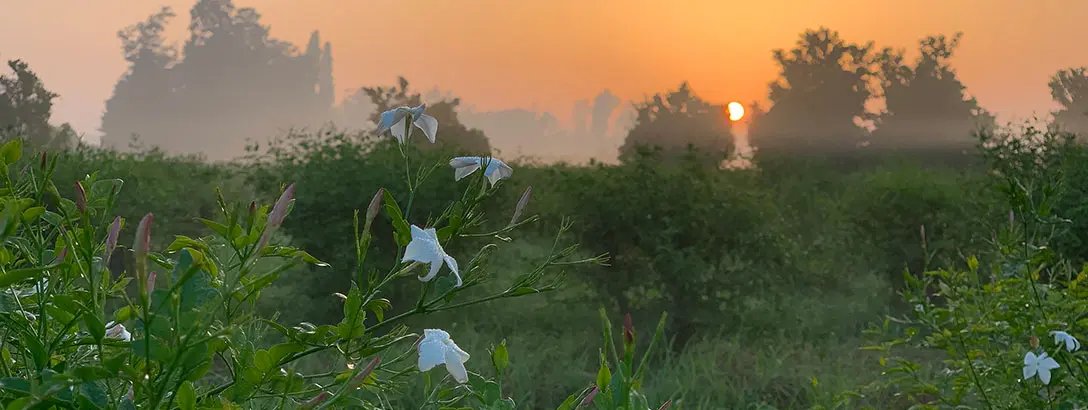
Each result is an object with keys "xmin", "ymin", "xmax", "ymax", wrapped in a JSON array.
[{"xmin": 727, "ymin": 101, "xmax": 745, "ymax": 121}]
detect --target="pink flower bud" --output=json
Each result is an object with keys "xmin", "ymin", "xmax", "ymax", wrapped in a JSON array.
[
  {"xmin": 511, "ymin": 186, "xmax": 532, "ymax": 225},
  {"xmin": 258, "ymin": 183, "xmax": 295, "ymax": 250},
  {"xmin": 104, "ymin": 216, "xmax": 122, "ymax": 263},
  {"xmin": 1030, "ymin": 335, "xmax": 1040, "ymax": 349},
  {"xmin": 74, "ymin": 181, "xmax": 87, "ymax": 213},
  {"xmin": 364, "ymin": 188, "xmax": 384, "ymax": 231},
  {"xmin": 147, "ymin": 271, "xmax": 157, "ymax": 292},
  {"xmin": 580, "ymin": 386, "xmax": 599, "ymax": 406},
  {"xmin": 349, "ymin": 356, "xmax": 381, "ymax": 387},
  {"xmin": 658, "ymin": 399, "xmax": 673, "ymax": 410},
  {"xmin": 133, "ymin": 213, "xmax": 153, "ymax": 296},
  {"xmin": 39, "ymin": 152, "xmax": 46, "ymax": 171}
]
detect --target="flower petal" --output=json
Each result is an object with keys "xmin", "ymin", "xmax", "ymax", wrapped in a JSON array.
[
  {"xmin": 418, "ymin": 339, "xmax": 445, "ymax": 372},
  {"xmin": 402, "ymin": 239, "xmax": 431, "ymax": 263},
  {"xmin": 418, "ymin": 258, "xmax": 443, "ymax": 282},
  {"xmin": 1024, "ymin": 351, "xmax": 1037, "ymax": 365},
  {"xmin": 444, "ymin": 347, "xmax": 469, "ymax": 383},
  {"xmin": 449, "ymin": 157, "xmax": 481, "ymax": 168},
  {"xmin": 390, "ymin": 118, "xmax": 409, "ymax": 143},
  {"xmin": 414, "ymin": 114, "xmax": 439, "ymax": 143},
  {"xmin": 1039, "ymin": 366, "xmax": 1052, "ymax": 385},
  {"xmin": 376, "ymin": 109, "xmax": 403, "ymax": 134},
  {"xmin": 454, "ymin": 163, "xmax": 481, "ymax": 181},
  {"xmin": 1041, "ymin": 356, "xmax": 1060, "ymax": 371},
  {"xmin": 444, "ymin": 254, "xmax": 462, "ymax": 287}
]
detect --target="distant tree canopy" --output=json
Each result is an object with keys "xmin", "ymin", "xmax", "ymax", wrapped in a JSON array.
[
  {"xmin": 871, "ymin": 33, "xmax": 994, "ymax": 151},
  {"xmin": 618, "ymin": 82, "xmax": 732, "ymax": 165},
  {"xmin": 357, "ymin": 77, "xmax": 490, "ymax": 154},
  {"xmin": 101, "ymin": 0, "xmax": 334, "ymax": 160},
  {"xmin": 749, "ymin": 28, "xmax": 873, "ymax": 157},
  {"xmin": 1050, "ymin": 67, "xmax": 1088, "ymax": 138},
  {"xmin": 0, "ymin": 59, "xmax": 75, "ymax": 150}
]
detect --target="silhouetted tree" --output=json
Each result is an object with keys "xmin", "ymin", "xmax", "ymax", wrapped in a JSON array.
[
  {"xmin": 749, "ymin": 28, "xmax": 873, "ymax": 158},
  {"xmin": 618, "ymin": 82, "xmax": 732, "ymax": 165},
  {"xmin": 360, "ymin": 77, "xmax": 490, "ymax": 153},
  {"xmin": 871, "ymin": 33, "xmax": 994, "ymax": 151},
  {"xmin": 0, "ymin": 59, "xmax": 75, "ymax": 149},
  {"xmin": 591, "ymin": 89, "xmax": 620, "ymax": 137},
  {"xmin": 1049, "ymin": 67, "xmax": 1088, "ymax": 138},
  {"xmin": 101, "ymin": 1, "xmax": 334, "ymax": 159}
]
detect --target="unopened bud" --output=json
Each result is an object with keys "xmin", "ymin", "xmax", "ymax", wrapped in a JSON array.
[
  {"xmin": 104, "ymin": 216, "xmax": 122, "ymax": 263},
  {"xmin": 658, "ymin": 400, "xmax": 673, "ymax": 410},
  {"xmin": 919, "ymin": 225, "xmax": 927, "ymax": 248},
  {"xmin": 580, "ymin": 386, "xmax": 599, "ymax": 406},
  {"xmin": 258, "ymin": 183, "xmax": 295, "ymax": 250},
  {"xmin": 364, "ymin": 188, "xmax": 384, "ymax": 231},
  {"xmin": 1009, "ymin": 210, "xmax": 1015, "ymax": 227},
  {"xmin": 147, "ymin": 271, "xmax": 157, "ymax": 292},
  {"xmin": 349, "ymin": 356, "xmax": 381, "ymax": 387},
  {"xmin": 1030, "ymin": 335, "xmax": 1040, "ymax": 349},
  {"xmin": 74, "ymin": 181, "xmax": 87, "ymax": 213},
  {"xmin": 511, "ymin": 186, "xmax": 532, "ymax": 225},
  {"xmin": 623, "ymin": 313, "xmax": 635, "ymax": 346},
  {"xmin": 39, "ymin": 152, "xmax": 46, "ymax": 171},
  {"xmin": 248, "ymin": 201, "xmax": 257, "ymax": 216},
  {"xmin": 134, "ymin": 213, "xmax": 154, "ymax": 297}
]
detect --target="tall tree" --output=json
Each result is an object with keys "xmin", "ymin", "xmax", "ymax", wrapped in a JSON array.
[
  {"xmin": 749, "ymin": 27, "xmax": 874, "ymax": 158},
  {"xmin": 101, "ymin": 1, "xmax": 334, "ymax": 159},
  {"xmin": 1049, "ymin": 67, "xmax": 1088, "ymax": 138},
  {"xmin": 618, "ymin": 82, "xmax": 732, "ymax": 165},
  {"xmin": 871, "ymin": 33, "xmax": 994, "ymax": 151},
  {"xmin": 360, "ymin": 77, "xmax": 490, "ymax": 153},
  {"xmin": 0, "ymin": 59, "xmax": 75, "ymax": 149}
]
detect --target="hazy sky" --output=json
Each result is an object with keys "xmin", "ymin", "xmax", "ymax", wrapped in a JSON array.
[{"xmin": 2, "ymin": 0, "xmax": 1086, "ymax": 143}]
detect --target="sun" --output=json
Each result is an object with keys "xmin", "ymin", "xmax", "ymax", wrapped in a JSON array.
[{"xmin": 727, "ymin": 102, "xmax": 745, "ymax": 122}]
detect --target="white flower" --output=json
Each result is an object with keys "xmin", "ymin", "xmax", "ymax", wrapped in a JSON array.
[
  {"xmin": 1051, "ymin": 330, "xmax": 1081, "ymax": 352},
  {"xmin": 1023, "ymin": 351, "xmax": 1060, "ymax": 385},
  {"xmin": 106, "ymin": 321, "xmax": 131, "ymax": 342},
  {"xmin": 449, "ymin": 157, "xmax": 513, "ymax": 187},
  {"xmin": 402, "ymin": 225, "xmax": 461, "ymax": 287},
  {"xmin": 376, "ymin": 104, "xmax": 438, "ymax": 144},
  {"xmin": 417, "ymin": 329, "xmax": 470, "ymax": 383}
]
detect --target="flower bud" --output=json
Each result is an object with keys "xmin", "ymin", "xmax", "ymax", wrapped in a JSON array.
[
  {"xmin": 623, "ymin": 312, "xmax": 635, "ymax": 346},
  {"xmin": 1030, "ymin": 335, "xmax": 1040, "ymax": 349},
  {"xmin": 349, "ymin": 356, "xmax": 381, "ymax": 387},
  {"xmin": 258, "ymin": 183, "xmax": 295, "ymax": 250},
  {"xmin": 105, "ymin": 216, "xmax": 122, "ymax": 263},
  {"xmin": 147, "ymin": 271, "xmax": 157, "ymax": 292},
  {"xmin": 580, "ymin": 386, "xmax": 599, "ymax": 406},
  {"xmin": 248, "ymin": 201, "xmax": 257, "ymax": 216},
  {"xmin": 74, "ymin": 181, "xmax": 87, "ymax": 213},
  {"xmin": 511, "ymin": 186, "xmax": 532, "ymax": 225},
  {"xmin": 133, "ymin": 213, "xmax": 154, "ymax": 297},
  {"xmin": 364, "ymin": 188, "xmax": 384, "ymax": 232},
  {"xmin": 39, "ymin": 151, "xmax": 46, "ymax": 171},
  {"xmin": 658, "ymin": 400, "xmax": 673, "ymax": 410}
]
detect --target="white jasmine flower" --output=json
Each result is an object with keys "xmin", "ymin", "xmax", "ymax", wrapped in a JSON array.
[
  {"xmin": 106, "ymin": 321, "xmax": 131, "ymax": 342},
  {"xmin": 1051, "ymin": 330, "xmax": 1081, "ymax": 352},
  {"xmin": 376, "ymin": 104, "xmax": 438, "ymax": 143},
  {"xmin": 1023, "ymin": 351, "xmax": 1059, "ymax": 385},
  {"xmin": 402, "ymin": 225, "xmax": 461, "ymax": 287},
  {"xmin": 417, "ymin": 329, "xmax": 470, "ymax": 383},
  {"xmin": 449, "ymin": 157, "xmax": 513, "ymax": 186}
]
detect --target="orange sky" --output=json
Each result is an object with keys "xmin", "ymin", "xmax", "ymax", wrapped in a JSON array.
[{"xmin": 2, "ymin": 0, "xmax": 1086, "ymax": 143}]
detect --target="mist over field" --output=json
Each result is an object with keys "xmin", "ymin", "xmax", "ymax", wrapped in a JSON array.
[{"xmin": 1, "ymin": 1, "xmax": 1088, "ymax": 408}]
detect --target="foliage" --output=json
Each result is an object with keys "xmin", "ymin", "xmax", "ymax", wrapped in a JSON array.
[
  {"xmin": 618, "ymin": 83, "xmax": 732, "ymax": 165},
  {"xmin": 0, "ymin": 120, "xmax": 599, "ymax": 408},
  {"xmin": 871, "ymin": 33, "xmax": 995, "ymax": 152},
  {"xmin": 1049, "ymin": 67, "xmax": 1088, "ymax": 138},
  {"xmin": 0, "ymin": 60, "xmax": 75, "ymax": 150},
  {"xmin": 101, "ymin": 0, "xmax": 334, "ymax": 159},
  {"xmin": 862, "ymin": 126, "xmax": 1088, "ymax": 408},
  {"xmin": 750, "ymin": 27, "xmax": 874, "ymax": 158}
]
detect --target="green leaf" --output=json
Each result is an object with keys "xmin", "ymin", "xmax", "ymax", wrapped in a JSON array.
[
  {"xmin": 382, "ymin": 191, "xmax": 411, "ymax": 247},
  {"xmin": 84, "ymin": 313, "xmax": 105, "ymax": 343},
  {"xmin": 596, "ymin": 353, "xmax": 611, "ymax": 392},
  {"xmin": 0, "ymin": 139, "xmax": 21, "ymax": 165},
  {"xmin": 177, "ymin": 381, "xmax": 196, "ymax": 410},
  {"xmin": 20, "ymin": 207, "xmax": 44, "ymax": 223}
]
